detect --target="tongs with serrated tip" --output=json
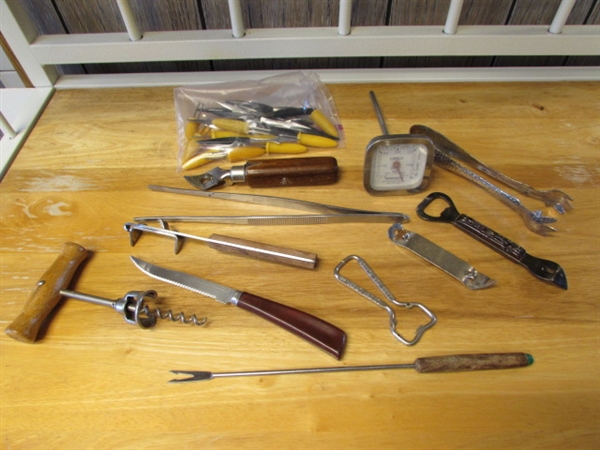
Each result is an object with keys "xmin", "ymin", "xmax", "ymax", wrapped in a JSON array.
[{"xmin": 135, "ymin": 185, "xmax": 410, "ymax": 225}]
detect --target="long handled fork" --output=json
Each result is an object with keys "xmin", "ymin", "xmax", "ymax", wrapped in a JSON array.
[{"xmin": 170, "ymin": 353, "xmax": 533, "ymax": 382}]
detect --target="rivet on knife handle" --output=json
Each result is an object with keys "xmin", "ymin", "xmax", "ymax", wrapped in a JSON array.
[
  {"xmin": 184, "ymin": 156, "xmax": 339, "ymax": 190},
  {"xmin": 130, "ymin": 257, "xmax": 347, "ymax": 359},
  {"xmin": 416, "ymin": 192, "xmax": 568, "ymax": 290},
  {"xmin": 388, "ymin": 223, "xmax": 496, "ymax": 290}
]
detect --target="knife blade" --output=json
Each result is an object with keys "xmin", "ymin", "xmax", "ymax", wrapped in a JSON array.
[{"xmin": 130, "ymin": 257, "xmax": 347, "ymax": 359}]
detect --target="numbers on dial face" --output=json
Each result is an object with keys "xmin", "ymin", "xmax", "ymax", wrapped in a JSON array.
[{"xmin": 370, "ymin": 143, "xmax": 428, "ymax": 191}]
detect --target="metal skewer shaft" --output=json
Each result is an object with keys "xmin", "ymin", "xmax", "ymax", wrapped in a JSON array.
[
  {"xmin": 369, "ymin": 91, "xmax": 389, "ymax": 135},
  {"xmin": 125, "ymin": 222, "xmax": 318, "ymax": 269},
  {"xmin": 60, "ymin": 289, "xmax": 123, "ymax": 309},
  {"xmin": 170, "ymin": 353, "xmax": 534, "ymax": 383}
]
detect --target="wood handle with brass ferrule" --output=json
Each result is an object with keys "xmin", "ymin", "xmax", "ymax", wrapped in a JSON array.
[{"xmin": 4, "ymin": 242, "xmax": 88, "ymax": 343}]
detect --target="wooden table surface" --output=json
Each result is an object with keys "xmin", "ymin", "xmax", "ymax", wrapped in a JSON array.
[{"xmin": 1, "ymin": 81, "xmax": 598, "ymax": 449}]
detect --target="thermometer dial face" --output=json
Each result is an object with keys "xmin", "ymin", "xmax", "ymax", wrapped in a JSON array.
[{"xmin": 364, "ymin": 135, "xmax": 435, "ymax": 195}]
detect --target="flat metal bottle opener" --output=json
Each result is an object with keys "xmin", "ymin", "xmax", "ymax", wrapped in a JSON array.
[
  {"xmin": 334, "ymin": 255, "xmax": 436, "ymax": 346},
  {"xmin": 388, "ymin": 223, "xmax": 496, "ymax": 290},
  {"xmin": 416, "ymin": 192, "xmax": 568, "ymax": 289}
]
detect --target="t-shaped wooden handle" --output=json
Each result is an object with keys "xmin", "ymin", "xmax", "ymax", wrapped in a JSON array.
[{"xmin": 5, "ymin": 242, "xmax": 88, "ymax": 343}]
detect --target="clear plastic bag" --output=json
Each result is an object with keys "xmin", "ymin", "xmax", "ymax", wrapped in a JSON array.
[{"xmin": 174, "ymin": 72, "xmax": 344, "ymax": 172}]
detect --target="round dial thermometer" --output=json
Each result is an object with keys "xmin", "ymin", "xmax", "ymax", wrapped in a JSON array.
[{"xmin": 364, "ymin": 134, "xmax": 435, "ymax": 195}]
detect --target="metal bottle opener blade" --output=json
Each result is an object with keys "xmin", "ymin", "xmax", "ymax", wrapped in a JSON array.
[{"xmin": 388, "ymin": 223, "xmax": 496, "ymax": 290}]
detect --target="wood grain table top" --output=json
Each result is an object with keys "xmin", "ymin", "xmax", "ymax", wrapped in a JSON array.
[{"xmin": 1, "ymin": 80, "xmax": 598, "ymax": 449}]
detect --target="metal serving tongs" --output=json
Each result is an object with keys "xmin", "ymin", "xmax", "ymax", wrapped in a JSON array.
[
  {"xmin": 136, "ymin": 185, "xmax": 410, "ymax": 225},
  {"xmin": 411, "ymin": 124, "xmax": 574, "ymax": 214},
  {"xmin": 334, "ymin": 255, "xmax": 436, "ymax": 346},
  {"xmin": 410, "ymin": 125, "xmax": 573, "ymax": 236}
]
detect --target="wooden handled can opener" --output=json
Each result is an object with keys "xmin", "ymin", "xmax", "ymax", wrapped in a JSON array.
[{"xmin": 184, "ymin": 156, "xmax": 339, "ymax": 190}]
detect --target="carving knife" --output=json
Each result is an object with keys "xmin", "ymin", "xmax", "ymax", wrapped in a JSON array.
[{"xmin": 130, "ymin": 257, "xmax": 347, "ymax": 359}]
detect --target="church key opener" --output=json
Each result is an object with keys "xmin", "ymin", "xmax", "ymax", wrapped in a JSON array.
[
  {"xmin": 416, "ymin": 192, "xmax": 568, "ymax": 290},
  {"xmin": 410, "ymin": 125, "xmax": 562, "ymax": 236},
  {"xmin": 184, "ymin": 156, "xmax": 338, "ymax": 190},
  {"xmin": 5, "ymin": 243, "xmax": 205, "ymax": 344},
  {"xmin": 388, "ymin": 223, "xmax": 496, "ymax": 290},
  {"xmin": 334, "ymin": 255, "xmax": 436, "ymax": 346}
]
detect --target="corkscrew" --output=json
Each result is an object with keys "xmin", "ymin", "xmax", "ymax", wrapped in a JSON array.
[
  {"xmin": 4, "ymin": 243, "xmax": 206, "ymax": 344},
  {"xmin": 59, "ymin": 289, "xmax": 207, "ymax": 328}
]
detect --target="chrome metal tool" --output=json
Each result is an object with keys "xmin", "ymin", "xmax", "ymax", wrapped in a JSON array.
[
  {"xmin": 411, "ymin": 124, "xmax": 573, "ymax": 215},
  {"xmin": 334, "ymin": 255, "xmax": 436, "ymax": 346},
  {"xmin": 388, "ymin": 223, "xmax": 496, "ymax": 290},
  {"xmin": 125, "ymin": 221, "xmax": 318, "ymax": 269},
  {"xmin": 170, "ymin": 352, "xmax": 534, "ymax": 382},
  {"xmin": 416, "ymin": 192, "xmax": 568, "ymax": 290},
  {"xmin": 432, "ymin": 149, "xmax": 558, "ymax": 236},
  {"xmin": 135, "ymin": 185, "xmax": 410, "ymax": 225},
  {"xmin": 410, "ymin": 124, "xmax": 567, "ymax": 235},
  {"xmin": 130, "ymin": 256, "xmax": 347, "ymax": 359}
]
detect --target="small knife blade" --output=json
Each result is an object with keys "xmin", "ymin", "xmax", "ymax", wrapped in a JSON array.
[{"xmin": 130, "ymin": 257, "xmax": 347, "ymax": 359}]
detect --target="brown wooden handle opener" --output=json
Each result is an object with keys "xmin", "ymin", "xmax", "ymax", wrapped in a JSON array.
[
  {"xmin": 5, "ymin": 243, "xmax": 205, "ymax": 344},
  {"xmin": 184, "ymin": 156, "xmax": 338, "ymax": 190}
]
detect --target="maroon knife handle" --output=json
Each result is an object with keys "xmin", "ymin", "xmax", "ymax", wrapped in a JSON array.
[
  {"xmin": 245, "ymin": 157, "xmax": 338, "ymax": 188},
  {"xmin": 236, "ymin": 292, "xmax": 346, "ymax": 359}
]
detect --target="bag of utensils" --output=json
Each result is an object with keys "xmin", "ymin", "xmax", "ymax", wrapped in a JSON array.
[{"xmin": 174, "ymin": 72, "xmax": 344, "ymax": 172}]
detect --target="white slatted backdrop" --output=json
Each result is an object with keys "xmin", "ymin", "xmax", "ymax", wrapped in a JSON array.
[{"xmin": 1, "ymin": 0, "xmax": 599, "ymax": 177}]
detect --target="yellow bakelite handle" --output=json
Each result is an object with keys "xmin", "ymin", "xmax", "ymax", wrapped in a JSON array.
[
  {"xmin": 182, "ymin": 154, "xmax": 215, "ymax": 171},
  {"xmin": 212, "ymin": 118, "xmax": 250, "ymax": 134},
  {"xmin": 182, "ymin": 147, "xmax": 266, "ymax": 171},
  {"xmin": 265, "ymin": 142, "xmax": 307, "ymax": 154},
  {"xmin": 211, "ymin": 130, "xmax": 244, "ymax": 139},
  {"xmin": 310, "ymin": 109, "xmax": 339, "ymax": 138},
  {"xmin": 297, "ymin": 133, "xmax": 338, "ymax": 148},
  {"xmin": 226, "ymin": 147, "xmax": 266, "ymax": 161},
  {"xmin": 250, "ymin": 133, "xmax": 277, "ymax": 140},
  {"xmin": 184, "ymin": 120, "xmax": 199, "ymax": 140}
]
